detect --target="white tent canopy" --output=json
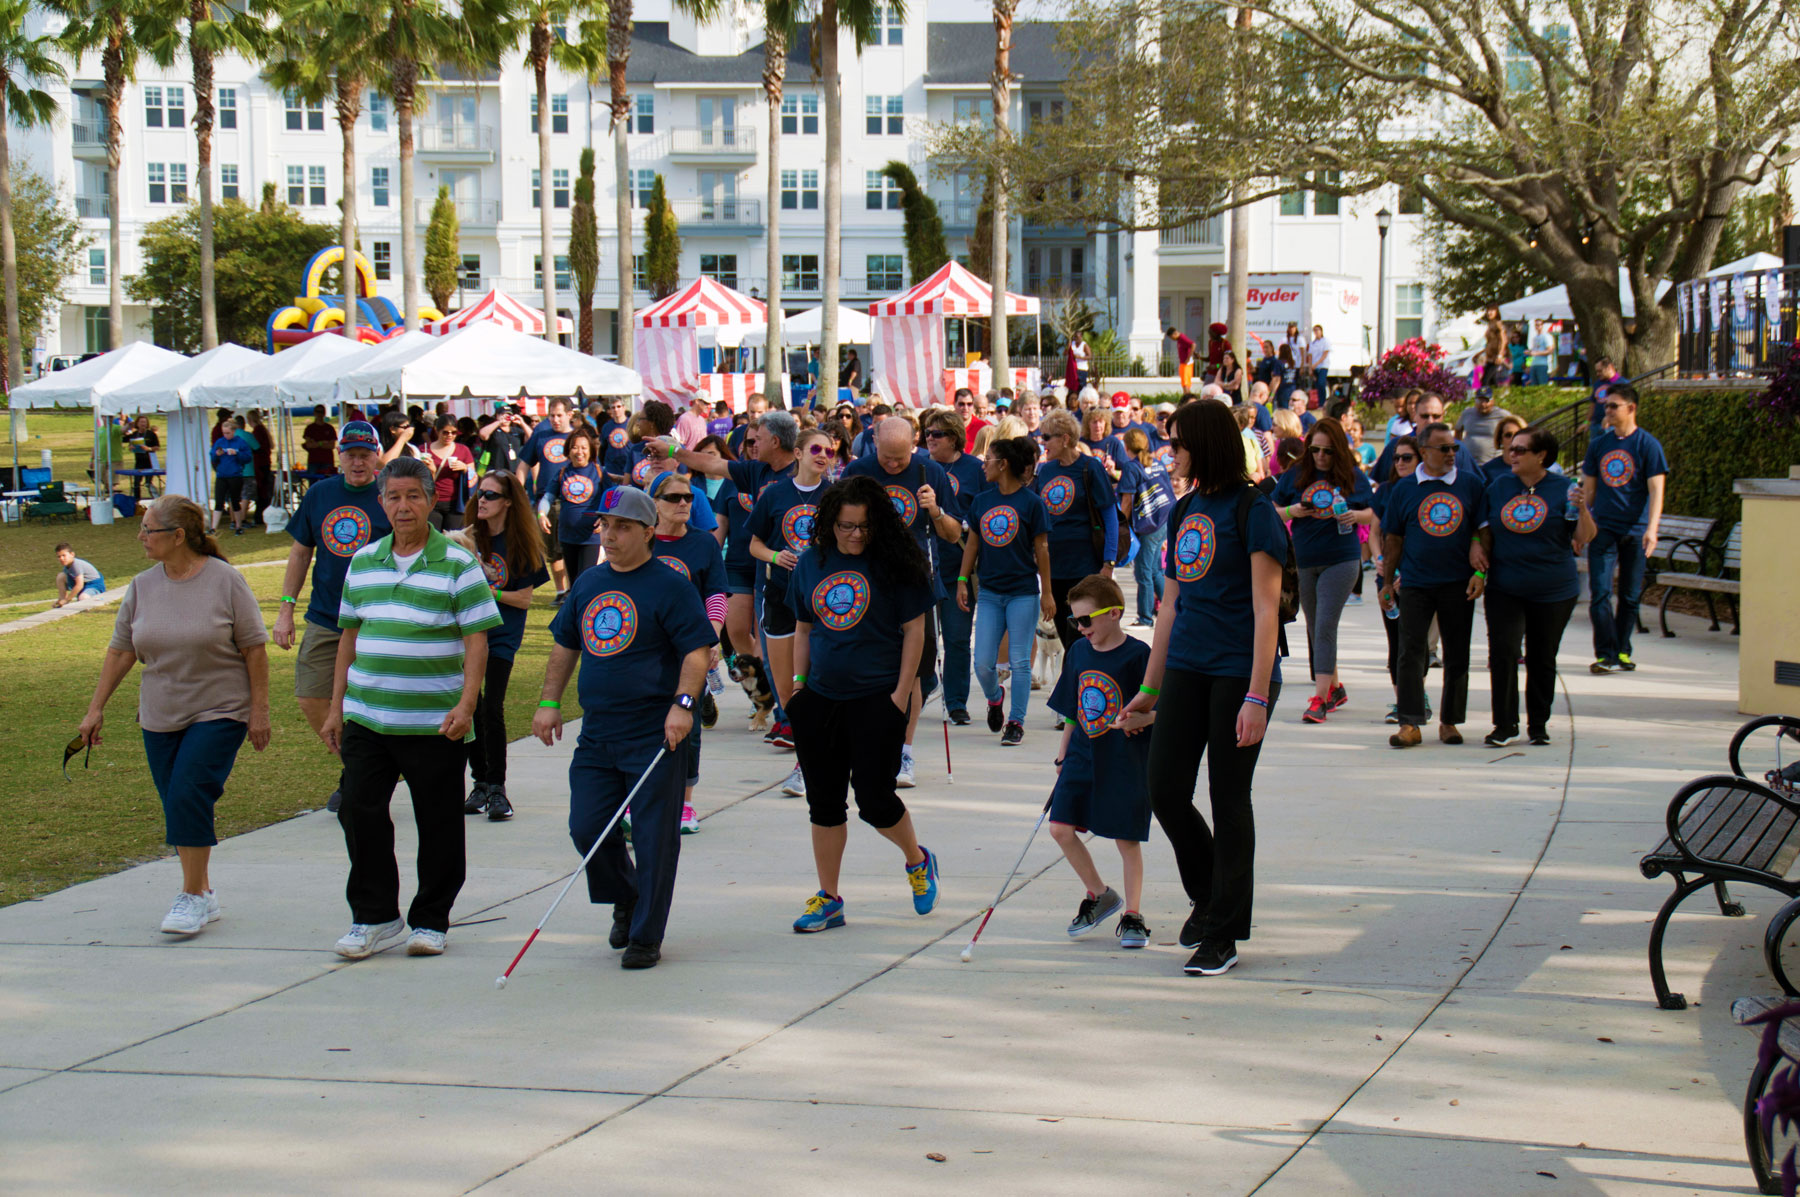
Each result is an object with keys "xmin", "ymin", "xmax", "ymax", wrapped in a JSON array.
[
  {"xmin": 9, "ymin": 342, "xmax": 185, "ymax": 412},
  {"xmin": 1497, "ymin": 255, "xmax": 1786, "ymax": 321},
  {"xmin": 276, "ymin": 332, "xmax": 421, "ymax": 404},
  {"xmin": 190, "ymin": 334, "xmax": 373, "ymax": 411},
  {"xmin": 107, "ymin": 343, "xmax": 268, "ymax": 414},
  {"xmin": 737, "ymin": 305, "xmax": 873, "ymax": 348},
  {"xmin": 335, "ymin": 323, "xmax": 642, "ymax": 399}
]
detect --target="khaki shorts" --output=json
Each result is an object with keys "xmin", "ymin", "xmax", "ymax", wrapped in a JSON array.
[{"xmin": 294, "ymin": 622, "xmax": 342, "ymax": 700}]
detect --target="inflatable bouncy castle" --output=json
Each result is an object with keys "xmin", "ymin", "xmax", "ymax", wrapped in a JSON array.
[{"xmin": 265, "ymin": 245, "xmax": 444, "ymax": 352}]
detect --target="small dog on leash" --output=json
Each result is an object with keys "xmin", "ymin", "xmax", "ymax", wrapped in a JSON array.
[
  {"xmin": 1031, "ymin": 617, "xmax": 1063, "ymax": 692},
  {"xmin": 728, "ymin": 654, "xmax": 777, "ymax": 732}
]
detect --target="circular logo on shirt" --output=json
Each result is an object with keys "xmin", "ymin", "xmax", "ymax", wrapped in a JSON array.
[
  {"xmin": 1500, "ymin": 493, "xmax": 1548, "ymax": 534},
  {"xmin": 811, "ymin": 570, "xmax": 871, "ymax": 632},
  {"xmin": 543, "ymin": 436, "xmax": 567, "ymax": 465},
  {"xmin": 980, "ymin": 504, "xmax": 1020, "ymax": 547},
  {"xmin": 1600, "ymin": 448, "xmax": 1635, "ymax": 488},
  {"xmin": 483, "ymin": 551, "xmax": 509, "ymax": 589},
  {"xmin": 737, "ymin": 490, "xmax": 753, "ymax": 513},
  {"xmin": 1153, "ymin": 447, "xmax": 1174, "ymax": 471},
  {"xmin": 658, "ymin": 554, "xmax": 690, "ymax": 580},
  {"xmin": 781, "ymin": 503, "xmax": 818, "ymax": 551},
  {"xmin": 631, "ymin": 457, "xmax": 657, "ymax": 486},
  {"xmin": 560, "ymin": 471, "xmax": 595, "ymax": 505},
  {"xmin": 1041, "ymin": 475, "xmax": 1074, "ymax": 516},
  {"xmin": 321, "ymin": 505, "xmax": 373, "ymax": 557},
  {"xmin": 1418, "ymin": 493, "xmax": 1464, "ymax": 538},
  {"xmin": 1076, "ymin": 670, "xmax": 1123, "ymax": 739},
  {"xmin": 607, "ymin": 427, "xmax": 628, "ymax": 450},
  {"xmin": 1301, "ymin": 480, "xmax": 1335, "ymax": 510},
  {"xmin": 1173, "ymin": 512, "xmax": 1216, "ymax": 582},
  {"xmin": 580, "ymin": 591, "xmax": 638, "ymax": 657},
  {"xmin": 885, "ymin": 484, "xmax": 918, "ymax": 527},
  {"xmin": 947, "ymin": 472, "xmax": 962, "ymax": 496}
]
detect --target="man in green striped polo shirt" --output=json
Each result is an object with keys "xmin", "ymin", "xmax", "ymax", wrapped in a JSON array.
[{"xmin": 322, "ymin": 456, "xmax": 501, "ymax": 960}]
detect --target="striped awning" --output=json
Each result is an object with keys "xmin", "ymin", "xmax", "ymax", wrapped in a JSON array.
[
  {"xmin": 426, "ymin": 285, "xmax": 573, "ymax": 336},
  {"xmin": 868, "ymin": 260, "xmax": 1040, "ymax": 318},
  {"xmin": 636, "ymin": 277, "xmax": 767, "ymax": 328}
]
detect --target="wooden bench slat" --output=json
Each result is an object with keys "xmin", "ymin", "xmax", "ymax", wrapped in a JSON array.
[
  {"xmin": 1686, "ymin": 789, "xmax": 1758, "ymax": 858},
  {"xmin": 1725, "ymin": 805, "xmax": 1797, "ymax": 874},
  {"xmin": 1664, "ymin": 575, "xmax": 1740, "ymax": 593},
  {"xmin": 1744, "ymin": 813, "xmax": 1800, "ymax": 877},
  {"xmin": 1647, "ymin": 788, "xmax": 1734, "ymax": 861}
]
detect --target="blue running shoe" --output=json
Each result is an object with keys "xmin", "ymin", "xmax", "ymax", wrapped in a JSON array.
[
  {"xmin": 907, "ymin": 847, "xmax": 940, "ymax": 915},
  {"xmin": 792, "ymin": 891, "xmax": 845, "ymax": 933}
]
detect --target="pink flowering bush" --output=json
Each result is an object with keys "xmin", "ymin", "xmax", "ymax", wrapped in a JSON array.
[
  {"xmin": 1361, "ymin": 337, "xmax": 1470, "ymax": 406},
  {"xmin": 1752, "ymin": 339, "xmax": 1800, "ymax": 427}
]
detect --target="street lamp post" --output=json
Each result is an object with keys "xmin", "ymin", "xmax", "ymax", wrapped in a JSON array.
[{"xmin": 1375, "ymin": 207, "xmax": 1392, "ymax": 361}]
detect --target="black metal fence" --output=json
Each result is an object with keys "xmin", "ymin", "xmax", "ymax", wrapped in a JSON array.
[{"xmin": 1676, "ymin": 268, "xmax": 1797, "ymax": 378}]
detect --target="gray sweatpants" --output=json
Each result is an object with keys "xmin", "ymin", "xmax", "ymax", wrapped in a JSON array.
[{"xmin": 1299, "ymin": 558, "xmax": 1360, "ymax": 678}]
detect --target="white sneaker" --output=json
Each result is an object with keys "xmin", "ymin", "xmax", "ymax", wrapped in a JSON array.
[
  {"xmin": 335, "ymin": 918, "xmax": 406, "ymax": 959},
  {"xmin": 680, "ymin": 802, "xmax": 700, "ymax": 834},
  {"xmin": 203, "ymin": 890, "xmax": 221, "ymax": 923},
  {"xmin": 404, "ymin": 928, "xmax": 446, "ymax": 956},
  {"xmin": 896, "ymin": 749, "xmax": 916, "ymax": 789},
  {"xmin": 160, "ymin": 891, "xmax": 209, "ymax": 936},
  {"xmin": 780, "ymin": 765, "xmax": 807, "ymax": 797}
]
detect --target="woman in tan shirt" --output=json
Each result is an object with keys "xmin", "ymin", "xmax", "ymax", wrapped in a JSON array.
[{"xmin": 78, "ymin": 496, "xmax": 271, "ymax": 937}]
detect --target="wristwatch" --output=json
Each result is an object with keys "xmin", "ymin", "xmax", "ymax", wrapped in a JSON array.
[{"xmin": 672, "ymin": 694, "xmax": 696, "ymax": 711}]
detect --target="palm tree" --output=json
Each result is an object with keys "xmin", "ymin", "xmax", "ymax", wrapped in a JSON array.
[
  {"xmin": 816, "ymin": 0, "xmax": 887, "ymax": 402},
  {"xmin": 180, "ymin": 0, "xmax": 265, "ymax": 349},
  {"xmin": 760, "ymin": 0, "xmax": 798, "ymax": 398},
  {"xmin": 0, "ymin": 0, "xmax": 62, "ymax": 393},
  {"xmin": 988, "ymin": 0, "xmax": 1013, "ymax": 381},
  {"xmin": 51, "ymin": 0, "xmax": 179, "ymax": 346}
]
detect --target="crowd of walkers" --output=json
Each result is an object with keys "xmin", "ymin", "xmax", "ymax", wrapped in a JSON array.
[{"xmin": 74, "ymin": 363, "xmax": 1665, "ymax": 977}]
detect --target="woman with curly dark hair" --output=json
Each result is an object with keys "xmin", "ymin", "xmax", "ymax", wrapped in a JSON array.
[{"xmin": 786, "ymin": 475, "xmax": 941, "ymax": 934}]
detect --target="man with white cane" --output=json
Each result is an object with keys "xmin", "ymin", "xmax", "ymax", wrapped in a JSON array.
[{"xmin": 534, "ymin": 487, "xmax": 715, "ymax": 970}]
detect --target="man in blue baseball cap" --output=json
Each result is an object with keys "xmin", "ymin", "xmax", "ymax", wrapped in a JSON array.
[{"xmin": 273, "ymin": 419, "xmax": 391, "ymax": 811}]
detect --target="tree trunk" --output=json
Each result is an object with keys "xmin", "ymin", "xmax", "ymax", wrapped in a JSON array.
[
  {"xmin": 1227, "ymin": 180, "xmax": 1247, "ymax": 372},
  {"xmin": 764, "ymin": 22, "xmax": 784, "ymax": 406},
  {"xmin": 394, "ymin": 55, "xmax": 420, "ymax": 330},
  {"xmin": 989, "ymin": 1, "xmax": 1013, "ymax": 385},
  {"xmin": 337, "ymin": 78, "xmax": 361, "ymax": 343},
  {"xmin": 534, "ymin": 19, "xmax": 556, "ymax": 342},
  {"xmin": 820, "ymin": 2, "xmax": 839, "ymax": 404},
  {"xmin": 192, "ymin": 1, "xmax": 217, "ymax": 349},
  {"xmin": 609, "ymin": 0, "xmax": 634, "ymax": 366},
  {"xmin": 104, "ymin": 18, "xmax": 124, "ymax": 346},
  {"xmin": 0, "ymin": 82, "xmax": 19, "ymax": 392}
]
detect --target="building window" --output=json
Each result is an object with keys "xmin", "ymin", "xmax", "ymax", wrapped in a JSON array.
[
  {"xmin": 1312, "ymin": 170, "xmax": 1341, "ymax": 216},
  {"xmin": 630, "ymin": 168, "xmax": 656, "ymax": 209},
  {"xmin": 165, "ymin": 85, "xmax": 185, "ymax": 128},
  {"xmin": 553, "ymin": 168, "xmax": 569, "ymax": 208},
  {"xmin": 371, "ymin": 166, "xmax": 389, "ymax": 207},
  {"xmin": 780, "ymin": 168, "xmax": 818, "ymax": 211},
  {"xmin": 1279, "ymin": 180, "xmax": 1305, "ymax": 217},
  {"xmin": 780, "ymin": 93, "xmax": 819, "ymax": 135},
  {"xmin": 530, "ymin": 93, "xmax": 570, "ymax": 134},
  {"xmin": 286, "ymin": 165, "xmax": 304, "ymax": 206},
  {"xmin": 459, "ymin": 253, "xmax": 481, "ymax": 288},
  {"xmin": 865, "ymin": 170, "xmax": 901, "ymax": 211},
  {"xmin": 1397, "ymin": 185, "xmax": 1423, "ymax": 215},
  {"xmin": 531, "ymin": 169, "xmax": 541, "ymax": 208},
  {"xmin": 782, "ymin": 253, "xmax": 819, "ymax": 291},
  {"xmin": 865, "ymin": 94, "xmax": 903, "ymax": 135},
  {"xmin": 1394, "ymin": 283, "xmax": 1425, "ymax": 342},
  {"xmin": 876, "ymin": 2, "xmax": 903, "ymax": 44},
  {"xmin": 286, "ymin": 90, "xmax": 324, "ymax": 131},
  {"xmin": 867, "ymin": 254, "xmax": 903, "ymax": 291},
  {"xmin": 369, "ymin": 94, "xmax": 388, "ymax": 132},
  {"xmin": 307, "ymin": 164, "xmax": 326, "ymax": 207},
  {"xmin": 372, "ymin": 241, "xmax": 391, "ymax": 280},
  {"xmin": 217, "ymin": 87, "xmax": 236, "ymax": 130},
  {"xmin": 628, "ymin": 93, "xmax": 654, "ymax": 134},
  {"xmin": 632, "ymin": 254, "xmax": 647, "ymax": 291},
  {"xmin": 953, "ymin": 96, "xmax": 992, "ymax": 126},
  {"xmin": 1026, "ymin": 99, "xmax": 1065, "ymax": 127},
  {"xmin": 84, "ymin": 306, "xmax": 111, "ymax": 354},
  {"xmin": 88, "ymin": 248, "xmax": 106, "ymax": 286},
  {"xmin": 533, "ymin": 253, "xmax": 572, "ymax": 290},
  {"xmin": 219, "ymin": 163, "xmax": 238, "ymax": 201},
  {"xmin": 699, "ymin": 254, "xmax": 738, "ymax": 288},
  {"xmin": 144, "ymin": 85, "xmax": 162, "ymax": 128},
  {"xmin": 147, "ymin": 162, "xmax": 167, "ymax": 203}
]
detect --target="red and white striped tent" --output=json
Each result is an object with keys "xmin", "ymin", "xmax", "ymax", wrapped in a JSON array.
[
  {"xmin": 868, "ymin": 262, "xmax": 1041, "ymax": 407},
  {"xmin": 636, "ymin": 276, "xmax": 767, "ymax": 328},
  {"xmin": 634, "ymin": 278, "xmax": 771, "ymax": 409},
  {"xmin": 426, "ymin": 284, "xmax": 573, "ymax": 336},
  {"xmin": 867, "ymin": 260, "xmax": 1041, "ymax": 318}
]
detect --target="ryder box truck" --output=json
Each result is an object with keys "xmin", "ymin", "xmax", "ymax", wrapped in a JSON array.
[{"xmin": 1210, "ymin": 272, "xmax": 1369, "ymax": 374}]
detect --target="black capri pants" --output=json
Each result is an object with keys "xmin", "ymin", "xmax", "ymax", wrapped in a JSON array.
[
  {"xmin": 467, "ymin": 653, "xmax": 514, "ymax": 785},
  {"xmin": 788, "ymin": 688, "xmax": 908, "ymax": 830}
]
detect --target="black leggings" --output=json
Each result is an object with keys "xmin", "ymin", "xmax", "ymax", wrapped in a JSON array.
[
  {"xmin": 1050, "ymin": 576, "xmax": 1082, "ymax": 650},
  {"xmin": 1147, "ymin": 668, "xmax": 1279, "ymax": 944},
  {"xmin": 561, "ymin": 541, "xmax": 601, "ymax": 582},
  {"xmin": 789, "ymin": 688, "xmax": 908, "ymax": 829},
  {"xmin": 467, "ymin": 653, "xmax": 514, "ymax": 785}
]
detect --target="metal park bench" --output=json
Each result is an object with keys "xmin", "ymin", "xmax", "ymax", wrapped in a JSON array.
[{"xmin": 1648, "ymin": 519, "xmax": 1741, "ymax": 638}]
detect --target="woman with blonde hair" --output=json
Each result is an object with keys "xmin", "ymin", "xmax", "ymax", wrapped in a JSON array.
[{"xmin": 77, "ymin": 495, "xmax": 271, "ymax": 936}]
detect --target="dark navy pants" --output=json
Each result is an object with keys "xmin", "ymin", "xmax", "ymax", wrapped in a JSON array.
[
  {"xmin": 568, "ymin": 724, "xmax": 686, "ymax": 946},
  {"xmin": 142, "ymin": 718, "xmax": 247, "ymax": 847}
]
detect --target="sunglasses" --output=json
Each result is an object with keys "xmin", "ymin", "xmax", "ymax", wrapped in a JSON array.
[
  {"xmin": 62, "ymin": 734, "xmax": 91, "ymax": 781},
  {"xmin": 834, "ymin": 520, "xmax": 870, "ymax": 534},
  {"xmin": 659, "ymin": 492, "xmax": 694, "ymax": 504},
  {"xmin": 1071, "ymin": 606, "xmax": 1122, "ymax": 629},
  {"xmin": 476, "ymin": 490, "xmax": 506, "ymax": 501},
  {"xmin": 1393, "ymin": 453, "xmax": 1418, "ymax": 463},
  {"xmin": 1309, "ymin": 446, "xmax": 1334, "ymax": 457},
  {"xmin": 924, "ymin": 428, "xmax": 955, "ymax": 439}
]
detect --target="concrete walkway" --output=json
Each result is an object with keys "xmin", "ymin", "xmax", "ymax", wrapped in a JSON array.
[{"xmin": 0, "ymin": 589, "xmax": 1772, "ymax": 1194}]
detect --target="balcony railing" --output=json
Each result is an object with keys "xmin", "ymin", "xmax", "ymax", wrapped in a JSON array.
[
  {"xmin": 71, "ymin": 120, "xmax": 109, "ymax": 151},
  {"xmin": 74, "ymin": 194, "xmax": 110, "ymax": 219},
  {"xmin": 665, "ymin": 198, "xmax": 762, "ymax": 228},
  {"xmin": 1025, "ymin": 272, "xmax": 1095, "ymax": 298},
  {"xmin": 1676, "ymin": 268, "xmax": 1798, "ymax": 379},
  {"xmin": 1159, "ymin": 215, "xmax": 1224, "ymax": 247},
  {"xmin": 669, "ymin": 125, "xmax": 758, "ymax": 157},
  {"xmin": 418, "ymin": 123, "xmax": 495, "ymax": 155},
  {"xmin": 415, "ymin": 197, "xmax": 500, "ymax": 226},
  {"xmin": 938, "ymin": 198, "xmax": 979, "ymax": 229}
]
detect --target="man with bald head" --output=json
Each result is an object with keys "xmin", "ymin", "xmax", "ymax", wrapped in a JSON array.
[{"xmin": 843, "ymin": 420, "xmax": 963, "ymax": 787}]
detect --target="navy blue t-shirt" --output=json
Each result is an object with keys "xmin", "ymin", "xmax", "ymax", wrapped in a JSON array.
[
  {"xmin": 549, "ymin": 557, "xmax": 716, "ymax": 739},
  {"xmin": 1581, "ymin": 428, "xmax": 1668, "ymax": 534},
  {"xmin": 703, "ymin": 474, "xmax": 741, "ymax": 562},
  {"xmin": 599, "ymin": 420, "xmax": 633, "ymax": 477},
  {"xmin": 654, "ymin": 527, "xmax": 728, "ymax": 610},
  {"xmin": 725, "ymin": 457, "xmax": 796, "ymax": 577},
  {"xmin": 521, "ymin": 423, "xmax": 569, "ymax": 499},
  {"xmin": 1272, "ymin": 465, "xmax": 1374, "ymax": 569},
  {"xmin": 477, "ymin": 529, "xmax": 551, "ymax": 661},
  {"xmin": 1081, "ymin": 434, "xmax": 1128, "ymax": 475},
  {"xmin": 1383, "ymin": 470, "xmax": 1487, "ymax": 589},
  {"xmin": 289, "ymin": 476, "xmax": 391, "ymax": 630},
  {"xmin": 1482, "ymin": 472, "xmax": 1582, "ymax": 602},
  {"xmin": 746, "ymin": 476, "xmax": 826, "ymax": 603},
  {"xmin": 788, "ymin": 547, "xmax": 935, "ymax": 702},
  {"xmin": 968, "ymin": 486, "xmax": 1051, "ymax": 596},
  {"xmin": 1164, "ymin": 487, "xmax": 1288, "ymax": 681},
  {"xmin": 556, "ymin": 464, "xmax": 604, "ymax": 545},
  {"xmin": 842, "ymin": 451, "xmax": 955, "ymax": 572},
  {"xmin": 1047, "ymin": 635, "xmax": 1153, "ymax": 842},
  {"xmin": 935, "ymin": 450, "xmax": 987, "ymax": 589},
  {"xmin": 1034, "ymin": 454, "xmax": 1118, "ymax": 578}
]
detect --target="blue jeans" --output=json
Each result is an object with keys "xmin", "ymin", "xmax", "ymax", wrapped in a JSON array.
[
  {"xmin": 1313, "ymin": 367, "xmax": 1329, "ymax": 403},
  {"xmin": 938, "ymin": 592, "xmax": 973, "ymax": 713},
  {"xmin": 973, "ymin": 589, "xmax": 1038, "ymax": 724},
  {"xmin": 1132, "ymin": 526, "xmax": 1166, "ymax": 622},
  {"xmin": 142, "ymin": 718, "xmax": 248, "ymax": 847},
  {"xmin": 1587, "ymin": 527, "xmax": 1645, "ymax": 662},
  {"xmin": 1528, "ymin": 363, "xmax": 1549, "ymax": 386}
]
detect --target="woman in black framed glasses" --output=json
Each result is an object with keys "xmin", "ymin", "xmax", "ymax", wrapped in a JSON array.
[{"xmin": 465, "ymin": 470, "xmax": 549, "ymax": 820}]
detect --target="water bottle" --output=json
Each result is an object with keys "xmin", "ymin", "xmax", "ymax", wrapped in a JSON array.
[
  {"xmin": 1380, "ymin": 586, "xmax": 1400, "ymax": 621},
  {"xmin": 706, "ymin": 665, "xmax": 725, "ymax": 695},
  {"xmin": 1332, "ymin": 490, "xmax": 1352, "ymax": 535}
]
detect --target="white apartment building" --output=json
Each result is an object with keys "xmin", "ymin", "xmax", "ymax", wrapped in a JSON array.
[{"xmin": 20, "ymin": 0, "xmax": 1437, "ymax": 373}]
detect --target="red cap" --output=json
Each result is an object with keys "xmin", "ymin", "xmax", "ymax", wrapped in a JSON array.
[{"xmin": 1110, "ymin": 391, "xmax": 1131, "ymax": 408}]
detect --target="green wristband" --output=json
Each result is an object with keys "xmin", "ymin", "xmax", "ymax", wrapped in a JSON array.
[
  {"xmin": 957, "ymin": 575, "xmax": 970, "ymax": 582},
  {"xmin": 280, "ymin": 596, "xmax": 297, "ymax": 604},
  {"xmin": 1138, "ymin": 685, "xmax": 1161, "ymax": 697},
  {"xmin": 538, "ymin": 699, "xmax": 561, "ymax": 709},
  {"xmin": 793, "ymin": 673, "xmax": 806, "ymax": 684}
]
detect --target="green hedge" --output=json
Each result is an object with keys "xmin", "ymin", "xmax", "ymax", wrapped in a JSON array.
[{"xmin": 1636, "ymin": 388, "xmax": 1800, "ymax": 525}]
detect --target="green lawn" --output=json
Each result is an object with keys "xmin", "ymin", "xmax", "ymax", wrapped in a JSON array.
[{"xmin": 0, "ymin": 565, "xmax": 561, "ymax": 906}]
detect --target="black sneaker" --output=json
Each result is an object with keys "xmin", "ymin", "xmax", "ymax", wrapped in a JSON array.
[
  {"xmin": 1116, "ymin": 912, "xmax": 1150, "ymax": 949},
  {"xmin": 1589, "ymin": 658, "xmax": 1615, "ymax": 674},
  {"xmin": 621, "ymin": 940, "xmax": 661, "ymax": 969},
  {"xmin": 1066, "ymin": 887, "xmax": 1122, "ymax": 937},
  {"xmin": 700, "ymin": 691, "xmax": 718, "ymax": 729},
  {"xmin": 1528, "ymin": 727, "xmax": 1551, "ymax": 746},
  {"xmin": 609, "ymin": 903, "xmax": 635, "ymax": 950},
  {"xmin": 1616, "ymin": 653, "xmax": 1637, "ymax": 671},
  {"xmin": 1183, "ymin": 939, "xmax": 1238, "ymax": 976},
  {"xmin": 462, "ymin": 783, "xmax": 489, "ymax": 815},
  {"xmin": 949, "ymin": 708, "xmax": 971, "ymax": 726},
  {"xmin": 1483, "ymin": 729, "xmax": 1518, "ymax": 748},
  {"xmin": 986, "ymin": 698, "xmax": 1005, "ymax": 733},
  {"xmin": 485, "ymin": 785, "xmax": 514, "ymax": 821},
  {"xmin": 1178, "ymin": 906, "xmax": 1208, "ymax": 950},
  {"xmin": 1000, "ymin": 720, "xmax": 1024, "ymax": 746}
]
